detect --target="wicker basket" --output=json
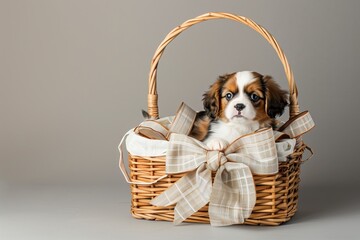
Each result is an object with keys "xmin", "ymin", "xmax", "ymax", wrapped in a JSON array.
[{"xmin": 128, "ymin": 12, "xmax": 309, "ymax": 226}]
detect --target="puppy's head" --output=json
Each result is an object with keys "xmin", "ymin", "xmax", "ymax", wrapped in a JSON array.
[{"xmin": 203, "ymin": 71, "xmax": 288, "ymax": 126}]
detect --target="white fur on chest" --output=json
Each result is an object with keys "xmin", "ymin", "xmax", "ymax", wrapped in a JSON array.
[{"xmin": 204, "ymin": 120, "xmax": 260, "ymax": 146}]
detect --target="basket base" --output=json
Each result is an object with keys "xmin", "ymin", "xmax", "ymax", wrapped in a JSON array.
[
  {"xmin": 129, "ymin": 143, "xmax": 306, "ymax": 226},
  {"xmin": 131, "ymin": 200, "xmax": 298, "ymax": 226}
]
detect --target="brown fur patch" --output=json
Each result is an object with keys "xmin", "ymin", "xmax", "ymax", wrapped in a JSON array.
[
  {"xmin": 218, "ymin": 74, "xmax": 238, "ymax": 120},
  {"xmin": 203, "ymin": 73, "xmax": 236, "ymax": 120},
  {"xmin": 249, "ymin": 72, "xmax": 288, "ymax": 127},
  {"xmin": 262, "ymin": 75, "xmax": 289, "ymax": 119},
  {"xmin": 245, "ymin": 76, "xmax": 272, "ymax": 127},
  {"xmin": 221, "ymin": 76, "xmax": 238, "ymax": 96},
  {"xmin": 244, "ymin": 80, "xmax": 265, "ymax": 99},
  {"xmin": 189, "ymin": 111, "xmax": 211, "ymax": 141}
]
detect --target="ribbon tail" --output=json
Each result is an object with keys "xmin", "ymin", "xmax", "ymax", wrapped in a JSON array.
[
  {"xmin": 150, "ymin": 164, "xmax": 212, "ymax": 225},
  {"xmin": 209, "ymin": 163, "xmax": 256, "ymax": 226}
]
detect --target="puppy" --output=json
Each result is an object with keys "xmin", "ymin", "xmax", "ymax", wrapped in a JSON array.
[{"xmin": 190, "ymin": 71, "xmax": 288, "ymax": 150}]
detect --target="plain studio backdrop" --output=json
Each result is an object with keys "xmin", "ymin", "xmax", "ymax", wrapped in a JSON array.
[{"xmin": 1, "ymin": 1, "xmax": 360, "ymax": 240}]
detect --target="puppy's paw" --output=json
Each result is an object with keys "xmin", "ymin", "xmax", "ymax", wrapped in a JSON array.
[{"xmin": 206, "ymin": 139, "xmax": 229, "ymax": 150}]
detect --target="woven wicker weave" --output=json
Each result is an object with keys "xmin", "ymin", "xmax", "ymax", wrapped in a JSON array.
[{"xmin": 129, "ymin": 12, "xmax": 307, "ymax": 226}]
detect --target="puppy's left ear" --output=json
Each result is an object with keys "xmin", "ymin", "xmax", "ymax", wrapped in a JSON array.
[
  {"xmin": 202, "ymin": 74, "xmax": 228, "ymax": 119},
  {"xmin": 263, "ymin": 75, "xmax": 289, "ymax": 118}
]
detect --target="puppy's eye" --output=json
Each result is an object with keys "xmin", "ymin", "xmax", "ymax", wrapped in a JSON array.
[
  {"xmin": 250, "ymin": 93, "xmax": 260, "ymax": 102},
  {"xmin": 225, "ymin": 92, "xmax": 233, "ymax": 101}
]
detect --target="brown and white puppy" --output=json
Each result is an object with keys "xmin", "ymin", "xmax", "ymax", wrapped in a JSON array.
[{"xmin": 190, "ymin": 71, "xmax": 288, "ymax": 150}]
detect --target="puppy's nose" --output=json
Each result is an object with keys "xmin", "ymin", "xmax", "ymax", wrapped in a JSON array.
[{"xmin": 234, "ymin": 103, "xmax": 246, "ymax": 111}]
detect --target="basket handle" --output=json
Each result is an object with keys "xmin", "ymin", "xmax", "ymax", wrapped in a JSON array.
[{"xmin": 147, "ymin": 12, "xmax": 299, "ymax": 119}]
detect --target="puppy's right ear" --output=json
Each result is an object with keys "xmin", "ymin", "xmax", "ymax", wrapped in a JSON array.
[
  {"xmin": 202, "ymin": 74, "xmax": 229, "ymax": 119},
  {"xmin": 263, "ymin": 75, "xmax": 289, "ymax": 118}
]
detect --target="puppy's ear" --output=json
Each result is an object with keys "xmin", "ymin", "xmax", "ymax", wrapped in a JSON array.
[
  {"xmin": 263, "ymin": 75, "xmax": 289, "ymax": 118},
  {"xmin": 202, "ymin": 74, "xmax": 228, "ymax": 119}
]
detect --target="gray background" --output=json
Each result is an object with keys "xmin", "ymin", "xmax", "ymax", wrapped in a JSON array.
[{"xmin": 1, "ymin": 0, "xmax": 360, "ymax": 239}]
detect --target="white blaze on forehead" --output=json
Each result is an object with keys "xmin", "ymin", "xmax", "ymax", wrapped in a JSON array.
[
  {"xmin": 235, "ymin": 71, "xmax": 256, "ymax": 91},
  {"xmin": 223, "ymin": 71, "xmax": 258, "ymax": 122}
]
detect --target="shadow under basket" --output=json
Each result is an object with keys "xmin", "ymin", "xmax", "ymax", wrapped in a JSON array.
[{"xmin": 129, "ymin": 142, "xmax": 306, "ymax": 226}]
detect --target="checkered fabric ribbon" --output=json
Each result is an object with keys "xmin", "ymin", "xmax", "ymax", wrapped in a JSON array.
[
  {"xmin": 118, "ymin": 103, "xmax": 314, "ymax": 226},
  {"xmin": 150, "ymin": 128, "xmax": 277, "ymax": 226},
  {"xmin": 135, "ymin": 102, "xmax": 197, "ymax": 140}
]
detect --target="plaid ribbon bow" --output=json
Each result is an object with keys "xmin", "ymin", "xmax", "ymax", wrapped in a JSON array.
[
  {"xmin": 150, "ymin": 128, "xmax": 278, "ymax": 226},
  {"xmin": 119, "ymin": 102, "xmax": 314, "ymax": 226}
]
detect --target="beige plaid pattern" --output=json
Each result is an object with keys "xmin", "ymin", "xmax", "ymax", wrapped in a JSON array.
[
  {"xmin": 135, "ymin": 121, "xmax": 169, "ymax": 140},
  {"xmin": 119, "ymin": 102, "xmax": 315, "ymax": 226},
  {"xmin": 279, "ymin": 111, "xmax": 315, "ymax": 138},
  {"xmin": 150, "ymin": 128, "xmax": 276, "ymax": 226},
  {"xmin": 134, "ymin": 102, "xmax": 195, "ymax": 140},
  {"xmin": 167, "ymin": 102, "xmax": 197, "ymax": 138}
]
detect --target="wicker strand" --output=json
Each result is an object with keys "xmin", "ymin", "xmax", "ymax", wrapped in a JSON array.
[
  {"xmin": 147, "ymin": 94, "xmax": 159, "ymax": 119},
  {"xmin": 147, "ymin": 12, "xmax": 299, "ymax": 118}
]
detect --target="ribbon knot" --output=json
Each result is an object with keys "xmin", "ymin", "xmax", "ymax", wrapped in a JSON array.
[{"xmin": 206, "ymin": 150, "xmax": 227, "ymax": 171}]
